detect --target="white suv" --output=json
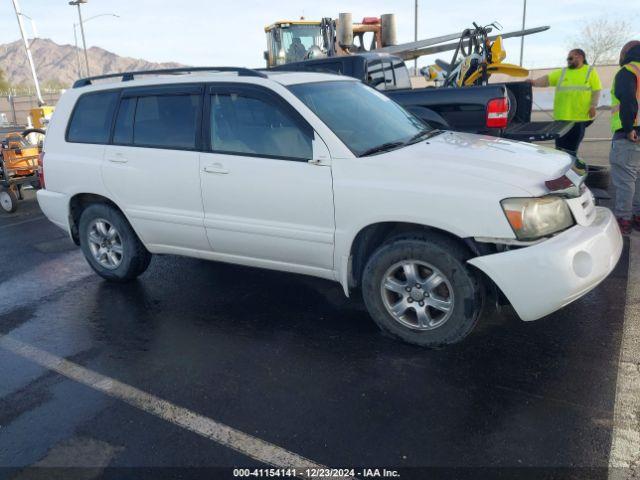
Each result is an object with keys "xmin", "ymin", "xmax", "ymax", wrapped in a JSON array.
[{"xmin": 37, "ymin": 67, "xmax": 623, "ymax": 347}]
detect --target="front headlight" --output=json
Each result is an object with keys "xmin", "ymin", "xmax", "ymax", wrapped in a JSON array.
[{"xmin": 501, "ymin": 196, "xmax": 574, "ymax": 240}]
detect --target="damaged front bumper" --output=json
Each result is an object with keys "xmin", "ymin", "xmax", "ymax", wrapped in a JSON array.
[{"xmin": 468, "ymin": 206, "xmax": 623, "ymax": 321}]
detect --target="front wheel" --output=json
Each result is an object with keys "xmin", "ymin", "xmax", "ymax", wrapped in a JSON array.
[
  {"xmin": 362, "ymin": 236, "xmax": 484, "ymax": 347},
  {"xmin": 79, "ymin": 203, "xmax": 151, "ymax": 282}
]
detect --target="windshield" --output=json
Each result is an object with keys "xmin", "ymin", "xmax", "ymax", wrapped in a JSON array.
[
  {"xmin": 280, "ymin": 25, "xmax": 323, "ymax": 63},
  {"xmin": 289, "ymin": 81, "xmax": 429, "ymax": 156}
]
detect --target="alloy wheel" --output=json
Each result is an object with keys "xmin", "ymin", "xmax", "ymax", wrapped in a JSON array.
[
  {"xmin": 380, "ymin": 260, "xmax": 454, "ymax": 331},
  {"xmin": 87, "ymin": 218, "xmax": 123, "ymax": 270}
]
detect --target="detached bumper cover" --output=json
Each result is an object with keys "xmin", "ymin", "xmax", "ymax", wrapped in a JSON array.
[{"xmin": 468, "ymin": 207, "xmax": 623, "ymax": 321}]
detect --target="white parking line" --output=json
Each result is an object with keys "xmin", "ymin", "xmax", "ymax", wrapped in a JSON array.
[
  {"xmin": 0, "ymin": 335, "xmax": 328, "ymax": 476},
  {"xmin": 609, "ymin": 236, "xmax": 640, "ymax": 477}
]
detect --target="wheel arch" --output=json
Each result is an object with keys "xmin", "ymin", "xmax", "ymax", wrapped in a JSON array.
[
  {"xmin": 346, "ymin": 222, "xmax": 483, "ymax": 290},
  {"xmin": 68, "ymin": 193, "xmax": 136, "ymax": 246}
]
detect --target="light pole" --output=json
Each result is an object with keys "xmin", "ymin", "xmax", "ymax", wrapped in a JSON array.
[
  {"xmin": 69, "ymin": 0, "xmax": 90, "ymax": 76},
  {"xmin": 73, "ymin": 13, "xmax": 119, "ymax": 78},
  {"xmin": 519, "ymin": 0, "xmax": 527, "ymax": 67},
  {"xmin": 414, "ymin": 0, "xmax": 418, "ymax": 74}
]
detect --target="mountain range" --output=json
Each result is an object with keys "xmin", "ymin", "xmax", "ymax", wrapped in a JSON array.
[{"xmin": 0, "ymin": 38, "xmax": 181, "ymax": 88}]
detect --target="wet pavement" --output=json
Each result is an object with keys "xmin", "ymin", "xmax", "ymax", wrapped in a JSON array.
[{"xmin": 0, "ymin": 190, "xmax": 631, "ymax": 479}]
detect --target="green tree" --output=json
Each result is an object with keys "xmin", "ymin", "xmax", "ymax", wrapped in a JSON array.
[
  {"xmin": 41, "ymin": 78, "xmax": 69, "ymax": 91},
  {"xmin": 0, "ymin": 68, "xmax": 10, "ymax": 93}
]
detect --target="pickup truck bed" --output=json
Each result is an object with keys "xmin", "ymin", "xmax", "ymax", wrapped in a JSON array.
[{"xmin": 504, "ymin": 120, "xmax": 574, "ymax": 142}]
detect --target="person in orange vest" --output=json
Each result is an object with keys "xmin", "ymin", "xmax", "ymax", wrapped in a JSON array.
[
  {"xmin": 609, "ymin": 40, "xmax": 640, "ymax": 234},
  {"xmin": 529, "ymin": 49, "xmax": 602, "ymax": 156}
]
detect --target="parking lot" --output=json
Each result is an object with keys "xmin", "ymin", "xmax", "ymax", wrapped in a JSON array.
[{"xmin": 0, "ymin": 169, "xmax": 638, "ymax": 480}]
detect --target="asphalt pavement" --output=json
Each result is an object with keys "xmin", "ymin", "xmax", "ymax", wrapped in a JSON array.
[{"xmin": 0, "ymin": 188, "xmax": 635, "ymax": 480}]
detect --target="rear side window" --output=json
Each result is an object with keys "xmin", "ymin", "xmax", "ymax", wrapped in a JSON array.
[
  {"xmin": 391, "ymin": 58, "xmax": 411, "ymax": 89},
  {"xmin": 67, "ymin": 91, "xmax": 119, "ymax": 144},
  {"xmin": 382, "ymin": 60, "xmax": 395, "ymax": 88},
  {"xmin": 133, "ymin": 95, "xmax": 200, "ymax": 149},
  {"xmin": 367, "ymin": 60, "xmax": 386, "ymax": 90}
]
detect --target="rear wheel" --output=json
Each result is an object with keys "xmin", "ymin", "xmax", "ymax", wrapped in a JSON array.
[
  {"xmin": 79, "ymin": 203, "xmax": 151, "ymax": 282},
  {"xmin": 0, "ymin": 188, "xmax": 18, "ymax": 213},
  {"xmin": 362, "ymin": 235, "xmax": 484, "ymax": 347}
]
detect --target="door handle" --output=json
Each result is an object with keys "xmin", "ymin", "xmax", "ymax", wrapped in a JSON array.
[
  {"xmin": 106, "ymin": 153, "xmax": 128, "ymax": 164},
  {"xmin": 203, "ymin": 163, "xmax": 229, "ymax": 174}
]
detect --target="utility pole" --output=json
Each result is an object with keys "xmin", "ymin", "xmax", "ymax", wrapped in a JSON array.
[
  {"xmin": 73, "ymin": 25, "xmax": 82, "ymax": 77},
  {"xmin": 519, "ymin": 0, "xmax": 527, "ymax": 67},
  {"xmin": 414, "ymin": 0, "xmax": 418, "ymax": 74},
  {"xmin": 69, "ymin": 1, "xmax": 90, "ymax": 77},
  {"xmin": 10, "ymin": 0, "xmax": 44, "ymax": 105},
  {"xmin": 72, "ymin": 14, "xmax": 118, "ymax": 79}
]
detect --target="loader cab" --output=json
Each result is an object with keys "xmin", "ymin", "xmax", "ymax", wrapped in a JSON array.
[{"xmin": 264, "ymin": 21, "xmax": 323, "ymax": 67}]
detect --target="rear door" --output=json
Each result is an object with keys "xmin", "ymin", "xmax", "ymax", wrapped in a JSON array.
[
  {"xmin": 101, "ymin": 85, "xmax": 209, "ymax": 252},
  {"xmin": 198, "ymin": 83, "xmax": 335, "ymax": 272}
]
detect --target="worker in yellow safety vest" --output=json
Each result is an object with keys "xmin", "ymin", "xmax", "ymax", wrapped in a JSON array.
[
  {"xmin": 529, "ymin": 49, "xmax": 602, "ymax": 156},
  {"xmin": 609, "ymin": 40, "xmax": 640, "ymax": 235}
]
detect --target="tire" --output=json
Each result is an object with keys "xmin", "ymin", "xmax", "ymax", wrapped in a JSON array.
[
  {"xmin": 79, "ymin": 203, "xmax": 151, "ymax": 282},
  {"xmin": 21, "ymin": 128, "xmax": 46, "ymax": 138},
  {"xmin": 585, "ymin": 165, "xmax": 610, "ymax": 190},
  {"xmin": 21, "ymin": 128, "xmax": 46, "ymax": 149},
  {"xmin": 0, "ymin": 189, "xmax": 18, "ymax": 213},
  {"xmin": 362, "ymin": 234, "xmax": 484, "ymax": 347}
]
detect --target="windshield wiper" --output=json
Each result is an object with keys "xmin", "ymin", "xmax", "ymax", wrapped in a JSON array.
[
  {"xmin": 358, "ymin": 130, "xmax": 442, "ymax": 157},
  {"xmin": 359, "ymin": 141, "xmax": 405, "ymax": 157},
  {"xmin": 406, "ymin": 129, "xmax": 442, "ymax": 145}
]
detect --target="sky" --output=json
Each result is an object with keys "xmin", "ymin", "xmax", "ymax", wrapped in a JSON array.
[{"xmin": 1, "ymin": 0, "xmax": 639, "ymax": 73}]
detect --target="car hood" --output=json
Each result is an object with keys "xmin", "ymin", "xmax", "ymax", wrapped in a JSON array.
[{"xmin": 382, "ymin": 131, "xmax": 574, "ymax": 195}]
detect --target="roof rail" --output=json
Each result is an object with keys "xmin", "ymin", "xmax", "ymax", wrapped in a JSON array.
[{"xmin": 72, "ymin": 67, "xmax": 268, "ymax": 88}]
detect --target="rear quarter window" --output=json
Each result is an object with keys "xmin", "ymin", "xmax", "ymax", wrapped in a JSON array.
[
  {"xmin": 66, "ymin": 91, "xmax": 119, "ymax": 144},
  {"xmin": 391, "ymin": 58, "xmax": 411, "ymax": 89},
  {"xmin": 367, "ymin": 59, "xmax": 386, "ymax": 90}
]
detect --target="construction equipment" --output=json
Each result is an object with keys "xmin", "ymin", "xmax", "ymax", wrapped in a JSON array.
[
  {"xmin": 378, "ymin": 25, "xmax": 549, "ymax": 63},
  {"xmin": 29, "ymin": 105, "xmax": 54, "ymax": 130},
  {"xmin": 426, "ymin": 22, "xmax": 531, "ymax": 88},
  {"xmin": 264, "ymin": 12, "xmax": 549, "ymax": 80},
  {"xmin": 264, "ymin": 14, "xmax": 398, "ymax": 67},
  {"xmin": 0, "ymin": 128, "xmax": 44, "ymax": 213}
]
